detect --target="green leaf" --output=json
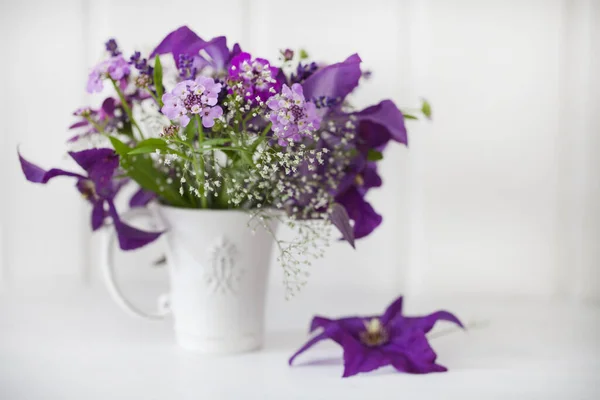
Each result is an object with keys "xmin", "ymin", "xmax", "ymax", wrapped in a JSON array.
[
  {"xmin": 199, "ymin": 138, "xmax": 232, "ymax": 147},
  {"xmin": 421, "ymin": 99, "xmax": 432, "ymax": 119},
  {"xmin": 127, "ymin": 138, "xmax": 167, "ymax": 154},
  {"xmin": 109, "ymin": 136, "xmax": 131, "ymax": 156},
  {"xmin": 109, "ymin": 136, "xmax": 189, "ymax": 207},
  {"xmin": 154, "ymin": 56, "xmax": 164, "ymax": 106},
  {"xmin": 299, "ymin": 49, "xmax": 309, "ymax": 60},
  {"xmin": 367, "ymin": 149, "xmax": 383, "ymax": 162},
  {"xmin": 183, "ymin": 119, "xmax": 197, "ymax": 142},
  {"xmin": 403, "ymin": 113, "xmax": 418, "ymax": 120},
  {"xmin": 128, "ymin": 146, "xmax": 162, "ymax": 155}
]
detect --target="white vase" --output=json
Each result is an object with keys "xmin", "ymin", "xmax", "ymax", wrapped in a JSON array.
[{"xmin": 101, "ymin": 204, "xmax": 278, "ymax": 354}]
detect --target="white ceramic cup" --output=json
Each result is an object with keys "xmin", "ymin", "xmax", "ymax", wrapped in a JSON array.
[{"xmin": 102, "ymin": 204, "xmax": 278, "ymax": 354}]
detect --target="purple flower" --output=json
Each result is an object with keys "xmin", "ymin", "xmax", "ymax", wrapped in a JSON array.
[
  {"xmin": 301, "ymin": 54, "xmax": 362, "ymax": 102},
  {"xmin": 291, "ymin": 61, "xmax": 318, "ymax": 84},
  {"xmin": 87, "ymin": 55, "xmax": 131, "ymax": 93},
  {"xmin": 266, "ymin": 83, "xmax": 321, "ymax": 146},
  {"xmin": 354, "ymin": 100, "xmax": 408, "ymax": 148},
  {"xmin": 228, "ymin": 52, "xmax": 281, "ymax": 102},
  {"xmin": 330, "ymin": 99, "xmax": 408, "ymax": 239},
  {"xmin": 105, "ymin": 38, "xmax": 121, "ymax": 57},
  {"xmin": 160, "ymin": 77, "xmax": 223, "ymax": 128},
  {"xmin": 281, "ymin": 48, "xmax": 294, "ymax": 61},
  {"xmin": 129, "ymin": 51, "xmax": 153, "ymax": 79},
  {"xmin": 68, "ymin": 97, "xmax": 129, "ymax": 141},
  {"xmin": 336, "ymin": 187, "xmax": 382, "ymax": 239},
  {"xmin": 129, "ymin": 188, "xmax": 156, "ymax": 208},
  {"xmin": 18, "ymin": 148, "xmax": 162, "ymax": 250},
  {"xmin": 150, "ymin": 26, "xmax": 234, "ymax": 73},
  {"xmin": 289, "ymin": 296, "xmax": 464, "ymax": 378}
]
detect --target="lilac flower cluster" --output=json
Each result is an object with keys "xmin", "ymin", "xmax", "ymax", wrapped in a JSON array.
[
  {"xmin": 129, "ymin": 51, "xmax": 153, "ymax": 78},
  {"xmin": 291, "ymin": 61, "xmax": 318, "ymax": 84},
  {"xmin": 105, "ymin": 38, "xmax": 121, "ymax": 57},
  {"xmin": 228, "ymin": 52, "xmax": 280, "ymax": 102},
  {"xmin": 161, "ymin": 76, "xmax": 223, "ymax": 127},
  {"xmin": 177, "ymin": 54, "xmax": 198, "ymax": 80},
  {"xmin": 266, "ymin": 84, "xmax": 321, "ymax": 146},
  {"xmin": 87, "ymin": 56, "xmax": 131, "ymax": 93}
]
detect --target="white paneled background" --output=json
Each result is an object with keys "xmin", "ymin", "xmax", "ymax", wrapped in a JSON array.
[{"xmin": 1, "ymin": 0, "xmax": 599, "ymax": 301}]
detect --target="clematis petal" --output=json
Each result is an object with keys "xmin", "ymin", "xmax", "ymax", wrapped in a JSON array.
[
  {"xmin": 341, "ymin": 334, "xmax": 389, "ymax": 378},
  {"xmin": 68, "ymin": 149, "xmax": 119, "ymax": 196},
  {"xmin": 150, "ymin": 26, "xmax": 206, "ymax": 59},
  {"xmin": 302, "ymin": 54, "xmax": 362, "ymax": 101},
  {"xmin": 288, "ymin": 331, "xmax": 331, "ymax": 366},
  {"xmin": 129, "ymin": 188, "xmax": 156, "ymax": 208},
  {"xmin": 400, "ymin": 310, "xmax": 465, "ymax": 334},
  {"xmin": 150, "ymin": 26, "xmax": 230, "ymax": 71},
  {"xmin": 355, "ymin": 100, "xmax": 408, "ymax": 146},
  {"xmin": 380, "ymin": 296, "xmax": 403, "ymax": 325},
  {"xmin": 19, "ymin": 151, "xmax": 85, "ymax": 183},
  {"xmin": 309, "ymin": 316, "xmax": 334, "ymax": 332},
  {"xmin": 335, "ymin": 187, "xmax": 382, "ymax": 239},
  {"xmin": 91, "ymin": 201, "xmax": 106, "ymax": 231},
  {"xmin": 385, "ymin": 330, "xmax": 448, "ymax": 374},
  {"xmin": 107, "ymin": 201, "xmax": 163, "ymax": 251}
]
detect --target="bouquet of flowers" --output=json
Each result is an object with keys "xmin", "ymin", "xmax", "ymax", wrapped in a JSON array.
[{"xmin": 19, "ymin": 26, "xmax": 429, "ymax": 293}]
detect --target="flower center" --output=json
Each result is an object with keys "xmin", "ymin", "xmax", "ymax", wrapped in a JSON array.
[
  {"xmin": 354, "ymin": 174, "xmax": 364, "ymax": 186},
  {"xmin": 289, "ymin": 104, "xmax": 305, "ymax": 122},
  {"xmin": 79, "ymin": 179, "xmax": 98, "ymax": 201},
  {"xmin": 359, "ymin": 318, "xmax": 389, "ymax": 347}
]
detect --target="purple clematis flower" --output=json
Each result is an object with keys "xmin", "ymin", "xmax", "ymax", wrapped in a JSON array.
[
  {"xmin": 150, "ymin": 26, "xmax": 235, "ymax": 74},
  {"xmin": 289, "ymin": 296, "xmax": 464, "ymax": 378},
  {"xmin": 354, "ymin": 99, "xmax": 408, "ymax": 149},
  {"xmin": 335, "ymin": 187, "xmax": 382, "ymax": 239},
  {"xmin": 18, "ymin": 148, "xmax": 162, "ymax": 250},
  {"xmin": 302, "ymin": 54, "xmax": 362, "ymax": 102}
]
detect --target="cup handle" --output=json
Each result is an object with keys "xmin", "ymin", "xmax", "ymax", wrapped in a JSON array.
[{"xmin": 101, "ymin": 208, "xmax": 170, "ymax": 320}]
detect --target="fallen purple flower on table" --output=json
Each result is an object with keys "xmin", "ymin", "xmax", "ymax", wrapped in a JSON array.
[
  {"xmin": 18, "ymin": 148, "xmax": 162, "ymax": 250},
  {"xmin": 289, "ymin": 296, "xmax": 464, "ymax": 378}
]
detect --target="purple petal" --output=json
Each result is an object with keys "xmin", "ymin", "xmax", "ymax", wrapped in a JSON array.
[
  {"xmin": 68, "ymin": 148, "xmax": 119, "ymax": 196},
  {"xmin": 335, "ymin": 187, "xmax": 382, "ymax": 239},
  {"xmin": 384, "ymin": 330, "xmax": 448, "ymax": 374},
  {"xmin": 201, "ymin": 36, "xmax": 229, "ymax": 70},
  {"xmin": 380, "ymin": 296, "xmax": 403, "ymax": 325},
  {"xmin": 129, "ymin": 188, "xmax": 156, "ymax": 208},
  {"xmin": 355, "ymin": 100, "xmax": 407, "ymax": 146},
  {"xmin": 68, "ymin": 120, "xmax": 90, "ymax": 130},
  {"xmin": 329, "ymin": 203, "xmax": 355, "ymax": 248},
  {"xmin": 150, "ymin": 26, "xmax": 206, "ymax": 59},
  {"xmin": 400, "ymin": 310, "xmax": 465, "ymax": 334},
  {"xmin": 91, "ymin": 201, "xmax": 106, "ymax": 231},
  {"xmin": 310, "ymin": 316, "xmax": 334, "ymax": 333},
  {"xmin": 302, "ymin": 54, "xmax": 362, "ymax": 101},
  {"xmin": 341, "ymin": 334, "xmax": 388, "ymax": 378},
  {"xmin": 107, "ymin": 201, "xmax": 162, "ymax": 251},
  {"xmin": 288, "ymin": 331, "xmax": 331, "ymax": 366},
  {"xmin": 19, "ymin": 151, "xmax": 85, "ymax": 183}
]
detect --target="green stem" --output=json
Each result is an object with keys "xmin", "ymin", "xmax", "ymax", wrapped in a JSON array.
[
  {"xmin": 84, "ymin": 116, "xmax": 106, "ymax": 135},
  {"xmin": 110, "ymin": 79, "xmax": 145, "ymax": 140},
  {"xmin": 195, "ymin": 116, "xmax": 208, "ymax": 208}
]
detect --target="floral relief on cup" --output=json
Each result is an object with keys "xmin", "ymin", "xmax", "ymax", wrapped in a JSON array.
[{"xmin": 205, "ymin": 236, "xmax": 243, "ymax": 295}]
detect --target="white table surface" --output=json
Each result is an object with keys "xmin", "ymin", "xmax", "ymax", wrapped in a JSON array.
[{"xmin": 0, "ymin": 283, "xmax": 599, "ymax": 400}]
